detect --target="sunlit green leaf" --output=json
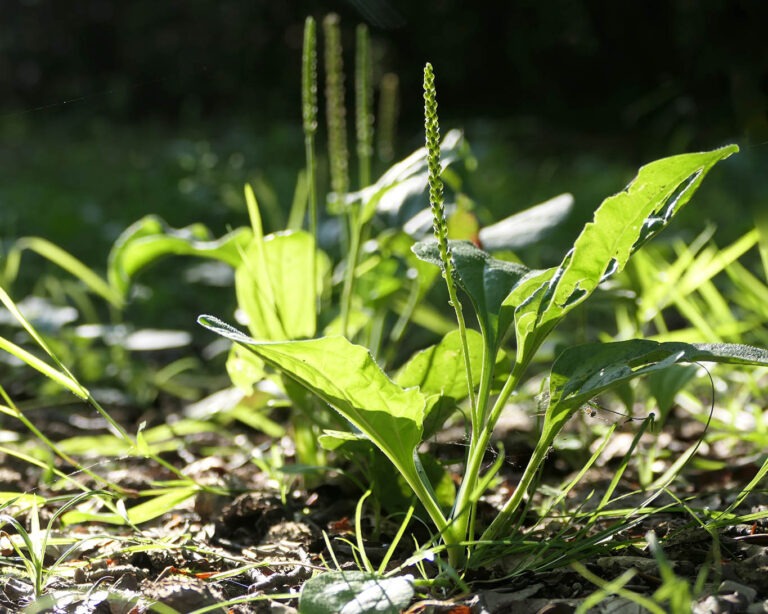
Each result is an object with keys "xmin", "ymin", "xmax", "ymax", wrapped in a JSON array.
[
  {"xmin": 395, "ymin": 328, "xmax": 484, "ymax": 399},
  {"xmin": 505, "ymin": 145, "xmax": 739, "ymax": 370},
  {"xmin": 60, "ymin": 489, "xmax": 197, "ymax": 526},
  {"xmin": 0, "ymin": 335, "xmax": 88, "ymax": 399},
  {"xmin": 236, "ymin": 230, "xmax": 321, "ymax": 340},
  {"xmin": 226, "ymin": 344, "xmax": 266, "ymax": 392},
  {"xmin": 199, "ymin": 316, "xmax": 424, "ymax": 457},
  {"xmin": 0, "ymin": 493, "xmax": 46, "ymax": 507},
  {"xmin": 198, "ymin": 315, "xmax": 447, "ymax": 526},
  {"xmin": 107, "ymin": 214, "xmax": 251, "ymax": 298}
]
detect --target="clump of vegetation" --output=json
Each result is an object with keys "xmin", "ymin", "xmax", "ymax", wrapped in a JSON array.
[{"xmin": 1, "ymin": 13, "xmax": 768, "ymax": 614}]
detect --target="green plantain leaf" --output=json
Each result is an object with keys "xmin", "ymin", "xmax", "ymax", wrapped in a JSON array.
[
  {"xmin": 395, "ymin": 329, "xmax": 486, "ymax": 438},
  {"xmin": 412, "ymin": 240, "xmax": 531, "ymax": 352},
  {"xmin": 298, "ymin": 571, "xmax": 414, "ymax": 614},
  {"xmin": 198, "ymin": 315, "xmax": 446, "ymax": 526},
  {"xmin": 543, "ymin": 339, "xmax": 768, "ymax": 448},
  {"xmin": 504, "ymin": 145, "xmax": 739, "ymax": 371},
  {"xmin": 395, "ymin": 328, "xmax": 485, "ymax": 399},
  {"xmin": 107, "ymin": 215, "xmax": 251, "ymax": 298},
  {"xmin": 236, "ymin": 230, "xmax": 324, "ymax": 340},
  {"xmin": 481, "ymin": 336, "xmax": 768, "ymax": 546}
]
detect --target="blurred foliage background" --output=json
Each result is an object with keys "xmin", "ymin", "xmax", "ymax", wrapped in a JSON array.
[
  {"xmin": 3, "ymin": 0, "xmax": 767, "ymax": 144},
  {"xmin": 1, "ymin": 1, "xmax": 766, "ymax": 326}
]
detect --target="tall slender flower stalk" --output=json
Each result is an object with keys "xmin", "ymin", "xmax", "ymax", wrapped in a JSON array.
[
  {"xmin": 339, "ymin": 23, "xmax": 375, "ymax": 339},
  {"xmin": 423, "ymin": 63, "xmax": 475, "ymax": 414},
  {"xmin": 424, "ymin": 63, "xmax": 480, "ymax": 564},
  {"xmin": 323, "ymin": 14, "xmax": 349, "ymax": 211},
  {"xmin": 376, "ymin": 73, "xmax": 398, "ymax": 163},
  {"xmin": 355, "ymin": 24, "xmax": 374, "ymax": 189},
  {"xmin": 301, "ymin": 16, "xmax": 319, "ymax": 315}
]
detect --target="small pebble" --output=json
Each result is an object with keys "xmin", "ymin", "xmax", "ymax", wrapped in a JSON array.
[
  {"xmin": 718, "ymin": 579, "xmax": 758, "ymax": 604},
  {"xmin": 694, "ymin": 595, "xmax": 737, "ymax": 614}
]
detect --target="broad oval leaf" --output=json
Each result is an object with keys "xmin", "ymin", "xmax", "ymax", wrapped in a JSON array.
[
  {"xmin": 396, "ymin": 329, "xmax": 485, "ymax": 438},
  {"xmin": 108, "ymin": 215, "xmax": 252, "ymax": 298},
  {"xmin": 236, "ymin": 230, "xmax": 325, "ymax": 340},
  {"xmin": 412, "ymin": 240, "xmax": 531, "ymax": 351},
  {"xmin": 197, "ymin": 315, "xmax": 448, "ymax": 527},
  {"xmin": 395, "ymin": 328, "xmax": 485, "ymax": 399},
  {"xmin": 298, "ymin": 571, "xmax": 414, "ymax": 614}
]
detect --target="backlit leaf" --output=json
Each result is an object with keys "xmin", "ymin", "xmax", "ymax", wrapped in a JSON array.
[
  {"xmin": 505, "ymin": 145, "xmax": 739, "ymax": 370},
  {"xmin": 544, "ymin": 339, "xmax": 768, "ymax": 448},
  {"xmin": 236, "ymin": 230, "xmax": 322, "ymax": 340},
  {"xmin": 107, "ymin": 215, "xmax": 251, "ymax": 298},
  {"xmin": 198, "ymin": 315, "xmax": 445, "ymax": 524},
  {"xmin": 395, "ymin": 328, "xmax": 485, "ymax": 399}
]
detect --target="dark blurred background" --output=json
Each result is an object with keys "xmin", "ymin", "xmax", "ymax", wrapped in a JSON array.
[
  {"xmin": 3, "ymin": 0, "xmax": 767, "ymax": 148},
  {"xmin": 1, "ymin": 0, "xmax": 766, "ymax": 295}
]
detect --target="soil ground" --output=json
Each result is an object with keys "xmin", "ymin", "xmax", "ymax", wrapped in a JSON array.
[{"xmin": 1, "ymin": 397, "xmax": 767, "ymax": 613}]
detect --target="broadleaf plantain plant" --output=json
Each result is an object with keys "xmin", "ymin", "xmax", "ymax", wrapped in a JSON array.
[{"xmin": 199, "ymin": 61, "xmax": 768, "ymax": 571}]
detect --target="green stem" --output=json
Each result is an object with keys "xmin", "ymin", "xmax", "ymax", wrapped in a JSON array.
[
  {"xmin": 305, "ymin": 135, "xmax": 319, "ymax": 314},
  {"xmin": 400, "ymin": 461, "xmax": 450, "ymax": 543},
  {"xmin": 340, "ymin": 207, "xmax": 362, "ymax": 337},
  {"xmin": 448, "ymin": 281, "xmax": 476, "ymax": 411},
  {"xmin": 449, "ymin": 357, "xmax": 524, "ymax": 554},
  {"xmin": 481, "ymin": 434, "xmax": 549, "ymax": 545},
  {"xmin": 475, "ymin": 342, "xmax": 496, "ymax": 429},
  {"xmin": 465, "ymin": 342, "xmax": 497, "ymax": 541},
  {"xmin": 475, "ymin": 353, "xmax": 558, "ymax": 547}
]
